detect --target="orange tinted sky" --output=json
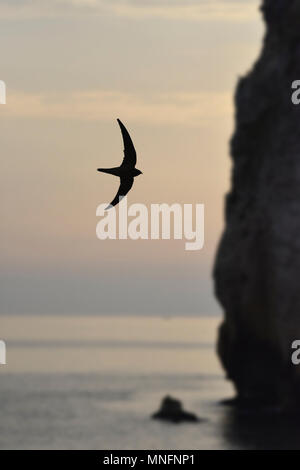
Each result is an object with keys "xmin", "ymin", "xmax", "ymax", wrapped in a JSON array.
[{"xmin": 0, "ymin": 0, "xmax": 263, "ymax": 315}]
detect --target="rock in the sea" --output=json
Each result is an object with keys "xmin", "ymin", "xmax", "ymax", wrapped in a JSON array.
[
  {"xmin": 214, "ymin": 0, "xmax": 300, "ymax": 410},
  {"xmin": 152, "ymin": 396, "xmax": 199, "ymax": 423}
]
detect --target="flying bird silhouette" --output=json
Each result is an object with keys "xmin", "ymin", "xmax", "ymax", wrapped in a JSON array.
[{"xmin": 97, "ymin": 119, "xmax": 142, "ymax": 209}]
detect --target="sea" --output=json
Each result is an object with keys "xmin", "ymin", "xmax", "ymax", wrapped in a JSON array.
[{"xmin": 0, "ymin": 315, "xmax": 298, "ymax": 450}]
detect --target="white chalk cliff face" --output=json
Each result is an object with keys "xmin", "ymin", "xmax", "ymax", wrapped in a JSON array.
[{"xmin": 214, "ymin": 0, "xmax": 300, "ymax": 409}]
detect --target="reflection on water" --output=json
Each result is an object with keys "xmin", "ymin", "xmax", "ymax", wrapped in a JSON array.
[
  {"xmin": 1, "ymin": 315, "xmax": 222, "ymax": 375},
  {"xmin": 1, "ymin": 371, "xmax": 299, "ymax": 450},
  {"xmin": 1, "ymin": 315, "xmax": 299, "ymax": 449},
  {"xmin": 222, "ymin": 408, "xmax": 300, "ymax": 450}
]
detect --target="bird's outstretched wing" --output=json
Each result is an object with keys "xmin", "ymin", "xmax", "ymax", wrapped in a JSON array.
[
  {"xmin": 106, "ymin": 176, "xmax": 134, "ymax": 209},
  {"xmin": 117, "ymin": 119, "xmax": 136, "ymax": 168}
]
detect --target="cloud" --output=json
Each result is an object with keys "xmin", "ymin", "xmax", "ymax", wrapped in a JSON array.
[
  {"xmin": 0, "ymin": 0, "xmax": 260, "ymax": 22},
  {"xmin": 2, "ymin": 89, "xmax": 232, "ymax": 126},
  {"xmin": 107, "ymin": 0, "xmax": 260, "ymax": 22}
]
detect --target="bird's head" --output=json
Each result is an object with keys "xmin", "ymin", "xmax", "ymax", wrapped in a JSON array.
[{"xmin": 134, "ymin": 169, "xmax": 143, "ymax": 176}]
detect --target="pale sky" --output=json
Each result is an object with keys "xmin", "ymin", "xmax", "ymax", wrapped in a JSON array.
[{"xmin": 0, "ymin": 0, "xmax": 263, "ymax": 315}]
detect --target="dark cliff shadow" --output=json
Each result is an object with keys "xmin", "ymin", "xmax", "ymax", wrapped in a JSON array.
[
  {"xmin": 220, "ymin": 407, "xmax": 300, "ymax": 450},
  {"xmin": 213, "ymin": 0, "xmax": 300, "ymax": 419}
]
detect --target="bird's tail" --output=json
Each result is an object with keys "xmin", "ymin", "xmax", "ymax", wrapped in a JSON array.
[
  {"xmin": 97, "ymin": 167, "xmax": 120, "ymax": 176},
  {"xmin": 97, "ymin": 168, "xmax": 114, "ymax": 174}
]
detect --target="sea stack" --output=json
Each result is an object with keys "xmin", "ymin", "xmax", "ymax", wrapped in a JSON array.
[
  {"xmin": 152, "ymin": 396, "xmax": 199, "ymax": 423},
  {"xmin": 214, "ymin": 0, "xmax": 300, "ymax": 410}
]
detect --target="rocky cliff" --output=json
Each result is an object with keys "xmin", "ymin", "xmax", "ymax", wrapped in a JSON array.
[{"xmin": 214, "ymin": 0, "xmax": 300, "ymax": 409}]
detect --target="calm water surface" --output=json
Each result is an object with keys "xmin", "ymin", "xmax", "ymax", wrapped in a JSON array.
[{"xmin": 0, "ymin": 316, "xmax": 298, "ymax": 449}]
